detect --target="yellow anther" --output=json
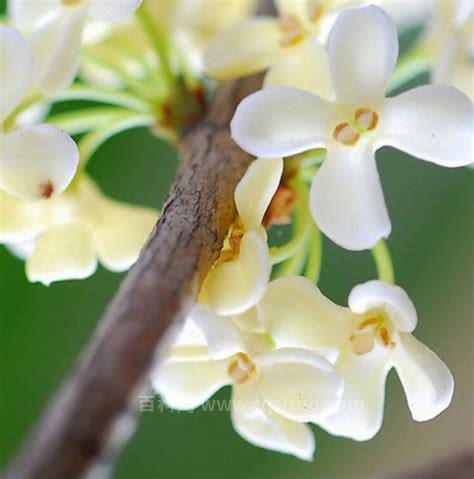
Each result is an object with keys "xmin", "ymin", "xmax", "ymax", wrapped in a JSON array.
[
  {"xmin": 379, "ymin": 327, "xmax": 391, "ymax": 347},
  {"xmin": 355, "ymin": 108, "xmax": 379, "ymax": 131},
  {"xmin": 332, "ymin": 122, "xmax": 360, "ymax": 146},
  {"xmin": 307, "ymin": 0, "xmax": 324, "ymax": 23},
  {"xmin": 279, "ymin": 14, "xmax": 305, "ymax": 46},
  {"xmin": 358, "ymin": 316, "xmax": 380, "ymax": 330},
  {"xmin": 228, "ymin": 353, "xmax": 256, "ymax": 384}
]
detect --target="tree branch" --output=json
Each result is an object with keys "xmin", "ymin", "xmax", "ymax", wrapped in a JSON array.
[
  {"xmin": 383, "ymin": 449, "xmax": 474, "ymax": 479},
  {"xmin": 4, "ymin": 74, "xmax": 262, "ymax": 479}
]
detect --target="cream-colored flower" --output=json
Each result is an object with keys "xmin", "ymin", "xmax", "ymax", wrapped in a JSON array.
[
  {"xmin": 202, "ymin": 157, "xmax": 282, "ymax": 316},
  {"xmin": 151, "ymin": 303, "xmax": 344, "ymax": 460},
  {"xmin": 419, "ymin": 0, "xmax": 474, "ymax": 100},
  {"xmin": 231, "ymin": 6, "xmax": 474, "ymax": 251},
  {"xmin": 0, "ymin": 25, "xmax": 78, "ymax": 201},
  {"xmin": 9, "ymin": 0, "xmax": 143, "ymax": 95},
  {"xmin": 79, "ymin": 0, "xmax": 257, "ymax": 88},
  {"xmin": 0, "ymin": 174, "xmax": 157, "ymax": 285},
  {"xmin": 259, "ymin": 277, "xmax": 454, "ymax": 441},
  {"xmin": 204, "ymin": 0, "xmax": 370, "ymax": 97}
]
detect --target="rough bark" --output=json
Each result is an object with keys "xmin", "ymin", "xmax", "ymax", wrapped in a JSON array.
[{"xmin": 4, "ymin": 75, "xmax": 261, "ymax": 479}]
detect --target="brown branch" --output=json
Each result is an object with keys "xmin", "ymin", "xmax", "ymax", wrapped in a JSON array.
[
  {"xmin": 4, "ymin": 74, "xmax": 262, "ymax": 479},
  {"xmin": 383, "ymin": 449, "xmax": 474, "ymax": 479}
]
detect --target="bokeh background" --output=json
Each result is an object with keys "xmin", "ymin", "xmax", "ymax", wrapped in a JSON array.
[{"xmin": 1, "ymin": 1, "xmax": 473, "ymax": 478}]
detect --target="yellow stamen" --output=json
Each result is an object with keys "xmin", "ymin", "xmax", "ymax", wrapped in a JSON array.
[
  {"xmin": 355, "ymin": 108, "xmax": 379, "ymax": 131},
  {"xmin": 332, "ymin": 122, "xmax": 360, "ymax": 146},
  {"xmin": 358, "ymin": 316, "xmax": 380, "ymax": 330},
  {"xmin": 279, "ymin": 14, "xmax": 305, "ymax": 46},
  {"xmin": 307, "ymin": 1, "xmax": 324, "ymax": 23},
  {"xmin": 379, "ymin": 326, "xmax": 390, "ymax": 346},
  {"xmin": 228, "ymin": 353, "xmax": 256, "ymax": 384}
]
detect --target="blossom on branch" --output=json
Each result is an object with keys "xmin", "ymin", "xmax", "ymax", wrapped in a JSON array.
[
  {"xmin": 231, "ymin": 6, "xmax": 473, "ymax": 251},
  {"xmin": 201, "ymin": 157, "xmax": 283, "ymax": 315},
  {"xmin": 0, "ymin": 175, "xmax": 157, "ymax": 285},
  {"xmin": 260, "ymin": 277, "xmax": 454, "ymax": 441},
  {"xmin": 9, "ymin": 0, "xmax": 143, "ymax": 95},
  {"xmin": 0, "ymin": 25, "xmax": 78, "ymax": 201},
  {"xmin": 152, "ymin": 303, "xmax": 344, "ymax": 460}
]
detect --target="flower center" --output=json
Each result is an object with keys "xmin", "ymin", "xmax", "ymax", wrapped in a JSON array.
[
  {"xmin": 349, "ymin": 314, "xmax": 395, "ymax": 355},
  {"xmin": 62, "ymin": 0, "xmax": 85, "ymax": 5},
  {"xmin": 333, "ymin": 107, "xmax": 379, "ymax": 146},
  {"xmin": 278, "ymin": 14, "xmax": 306, "ymax": 46},
  {"xmin": 228, "ymin": 353, "xmax": 256, "ymax": 384}
]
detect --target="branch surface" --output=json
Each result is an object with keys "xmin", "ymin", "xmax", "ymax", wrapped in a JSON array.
[
  {"xmin": 5, "ymin": 75, "xmax": 261, "ymax": 479},
  {"xmin": 383, "ymin": 449, "xmax": 474, "ymax": 479}
]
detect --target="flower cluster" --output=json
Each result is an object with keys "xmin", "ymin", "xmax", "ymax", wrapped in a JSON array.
[
  {"xmin": 151, "ymin": 2, "xmax": 471, "ymax": 460},
  {"xmin": 2, "ymin": 0, "xmax": 254, "ymax": 284},
  {"xmin": 0, "ymin": 0, "xmax": 471, "ymax": 463}
]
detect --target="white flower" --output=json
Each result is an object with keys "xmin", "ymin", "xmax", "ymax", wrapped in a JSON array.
[
  {"xmin": 151, "ymin": 303, "xmax": 344, "ymax": 460},
  {"xmin": 0, "ymin": 175, "xmax": 157, "ymax": 285},
  {"xmin": 201, "ymin": 157, "xmax": 283, "ymax": 315},
  {"xmin": 204, "ymin": 0, "xmax": 373, "ymax": 98},
  {"xmin": 231, "ymin": 6, "xmax": 474, "ymax": 251},
  {"xmin": 259, "ymin": 277, "xmax": 454, "ymax": 441},
  {"xmin": 0, "ymin": 25, "xmax": 78, "ymax": 200},
  {"xmin": 420, "ymin": 0, "xmax": 474, "ymax": 100},
  {"xmin": 9, "ymin": 0, "xmax": 143, "ymax": 95}
]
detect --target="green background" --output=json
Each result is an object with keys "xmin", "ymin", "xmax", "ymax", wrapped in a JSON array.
[{"xmin": 1, "ymin": 2, "xmax": 473, "ymax": 478}]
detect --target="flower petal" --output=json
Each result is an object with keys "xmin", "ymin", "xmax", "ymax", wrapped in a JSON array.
[
  {"xmin": 0, "ymin": 190, "xmax": 44, "ymax": 242},
  {"xmin": 0, "ymin": 25, "xmax": 34, "ymax": 120},
  {"xmin": 377, "ymin": 85, "xmax": 474, "ymax": 167},
  {"xmin": 93, "ymin": 199, "xmax": 157, "ymax": 272},
  {"xmin": 257, "ymin": 348, "xmax": 344, "ymax": 423},
  {"xmin": 204, "ymin": 18, "xmax": 282, "ymax": 80},
  {"xmin": 258, "ymin": 276, "xmax": 349, "ymax": 361},
  {"xmin": 28, "ymin": 6, "xmax": 87, "ymax": 96},
  {"xmin": 204, "ymin": 231, "xmax": 271, "ymax": 316},
  {"xmin": 6, "ymin": 238, "xmax": 36, "ymax": 260},
  {"xmin": 235, "ymin": 157, "xmax": 283, "ymax": 233},
  {"xmin": 189, "ymin": 304, "xmax": 245, "ymax": 359},
  {"xmin": 89, "ymin": 0, "xmax": 143, "ymax": 21},
  {"xmin": 327, "ymin": 6, "xmax": 398, "ymax": 104},
  {"xmin": 264, "ymin": 37, "xmax": 335, "ymax": 100},
  {"xmin": 26, "ymin": 223, "xmax": 97, "ymax": 285},
  {"xmin": 232, "ymin": 307, "xmax": 266, "ymax": 333},
  {"xmin": 310, "ymin": 144, "xmax": 391, "ymax": 251},
  {"xmin": 151, "ymin": 358, "xmax": 230, "ymax": 410},
  {"xmin": 319, "ymin": 347, "xmax": 392, "ymax": 441},
  {"xmin": 0, "ymin": 125, "xmax": 79, "ymax": 201},
  {"xmin": 7, "ymin": 0, "xmax": 59, "ymax": 31},
  {"xmin": 231, "ymin": 383, "xmax": 315, "ymax": 461},
  {"xmin": 348, "ymin": 280, "xmax": 418, "ymax": 332},
  {"xmin": 392, "ymin": 333, "xmax": 454, "ymax": 422},
  {"xmin": 231, "ymin": 86, "xmax": 333, "ymax": 157}
]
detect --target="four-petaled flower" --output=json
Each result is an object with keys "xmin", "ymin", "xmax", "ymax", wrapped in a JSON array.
[
  {"xmin": 152, "ymin": 303, "xmax": 344, "ymax": 460},
  {"xmin": 231, "ymin": 6, "xmax": 473, "ymax": 251},
  {"xmin": 205, "ymin": 0, "xmax": 365, "ymax": 98},
  {"xmin": 259, "ymin": 277, "xmax": 454, "ymax": 440},
  {"xmin": 0, "ymin": 25, "xmax": 78, "ymax": 201},
  {"xmin": 0, "ymin": 175, "xmax": 157, "ymax": 285}
]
